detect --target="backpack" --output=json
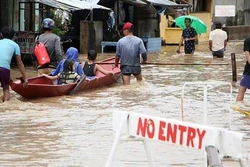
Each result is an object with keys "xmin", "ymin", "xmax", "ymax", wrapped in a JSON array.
[{"xmin": 34, "ymin": 35, "xmax": 51, "ymax": 66}]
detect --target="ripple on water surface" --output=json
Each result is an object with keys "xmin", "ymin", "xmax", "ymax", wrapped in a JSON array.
[{"xmin": 0, "ymin": 42, "xmax": 249, "ymax": 166}]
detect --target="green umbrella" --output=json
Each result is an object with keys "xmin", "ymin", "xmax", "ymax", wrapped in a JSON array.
[{"xmin": 175, "ymin": 15, "xmax": 207, "ymax": 34}]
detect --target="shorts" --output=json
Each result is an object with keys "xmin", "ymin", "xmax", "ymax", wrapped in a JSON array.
[
  {"xmin": 184, "ymin": 47, "xmax": 195, "ymax": 54},
  {"xmin": 240, "ymin": 74, "xmax": 250, "ymax": 89},
  {"xmin": 212, "ymin": 48, "xmax": 225, "ymax": 58},
  {"xmin": 121, "ymin": 65, "xmax": 141, "ymax": 76},
  {"xmin": 0, "ymin": 67, "xmax": 10, "ymax": 87}
]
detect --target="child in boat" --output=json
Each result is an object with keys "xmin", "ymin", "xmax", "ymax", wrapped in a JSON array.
[
  {"xmin": 81, "ymin": 49, "xmax": 113, "ymax": 77},
  {"xmin": 51, "ymin": 47, "xmax": 83, "ymax": 76},
  {"xmin": 43, "ymin": 59, "xmax": 81, "ymax": 84}
]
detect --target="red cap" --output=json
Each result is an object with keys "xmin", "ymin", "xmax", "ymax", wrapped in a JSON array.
[{"xmin": 123, "ymin": 22, "xmax": 133, "ymax": 30}]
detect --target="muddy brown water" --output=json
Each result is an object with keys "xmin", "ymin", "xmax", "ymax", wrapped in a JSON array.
[{"xmin": 0, "ymin": 41, "xmax": 249, "ymax": 167}]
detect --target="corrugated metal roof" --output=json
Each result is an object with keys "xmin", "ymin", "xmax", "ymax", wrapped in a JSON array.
[
  {"xmin": 55, "ymin": 0, "xmax": 111, "ymax": 10},
  {"xmin": 122, "ymin": 0, "xmax": 147, "ymax": 7},
  {"xmin": 29, "ymin": 0, "xmax": 75, "ymax": 11},
  {"xmin": 30, "ymin": 0, "xmax": 110, "ymax": 11},
  {"xmin": 146, "ymin": 0, "xmax": 191, "ymax": 7}
]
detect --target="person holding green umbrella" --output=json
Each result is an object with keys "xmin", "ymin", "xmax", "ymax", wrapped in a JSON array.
[{"xmin": 177, "ymin": 18, "xmax": 198, "ymax": 55}]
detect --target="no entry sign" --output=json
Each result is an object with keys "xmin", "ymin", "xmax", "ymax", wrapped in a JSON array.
[{"xmin": 113, "ymin": 111, "xmax": 244, "ymax": 158}]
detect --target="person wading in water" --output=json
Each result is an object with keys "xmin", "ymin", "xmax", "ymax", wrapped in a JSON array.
[{"xmin": 114, "ymin": 22, "xmax": 147, "ymax": 85}]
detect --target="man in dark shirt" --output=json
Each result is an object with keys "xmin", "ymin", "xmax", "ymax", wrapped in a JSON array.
[
  {"xmin": 177, "ymin": 18, "xmax": 197, "ymax": 55},
  {"xmin": 236, "ymin": 30, "xmax": 250, "ymax": 102}
]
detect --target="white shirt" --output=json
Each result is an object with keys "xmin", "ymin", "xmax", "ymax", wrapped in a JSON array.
[{"xmin": 209, "ymin": 29, "xmax": 228, "ymax": 51}]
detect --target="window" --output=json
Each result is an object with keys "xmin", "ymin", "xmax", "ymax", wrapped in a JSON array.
[{"xmin": 19, "ymin": 2, "xmax": 43, "ymax": 32}]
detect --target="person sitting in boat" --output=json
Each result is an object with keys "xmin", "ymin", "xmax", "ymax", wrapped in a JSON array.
[
  {"xmin": 81, "ymin": 49, "xmax": 113, "ymax": 77},
  {"xmin": 43, "ymin": 59, "xmax": 80, "ymax": 84},
  {"xmin": 51, "ymin": 47, "xmax": 83, "ymax": 76},
  {"xmin": 36, "ymin": 18, "xmax": 63, "ymax": 75}
]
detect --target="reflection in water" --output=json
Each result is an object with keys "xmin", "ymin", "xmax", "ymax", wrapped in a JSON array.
[{"xmin": 0, "ymin": 42, "xmax": 249, "ymax": 166}]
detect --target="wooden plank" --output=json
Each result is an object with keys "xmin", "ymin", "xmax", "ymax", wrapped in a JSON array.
[{"xmin": 97, "ymin": 62, "xmax": 229, "ymax": 65}]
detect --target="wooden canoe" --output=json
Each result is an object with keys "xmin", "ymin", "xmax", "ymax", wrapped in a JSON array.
[{"xmin": 10, "ymin": 57, "xmax": 121, "ymax": 98}]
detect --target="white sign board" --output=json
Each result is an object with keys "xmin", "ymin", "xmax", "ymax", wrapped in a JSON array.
[
  {"xmin": 215, "ymin": 5, "xmax": 235, "ymax": 17},
  {"xmin": 113, "ymin": 111, "xmax": 244, "ymax": 158}
]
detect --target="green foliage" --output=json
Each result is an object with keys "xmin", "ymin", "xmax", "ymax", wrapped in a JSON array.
[
  {"xmin": 49, "ymin": 8, "xmax": 71, "ymax": 36},
  {"xmin": 52, "ymin": 13, "xmax": 64, "ymax": 36},
  {"xmin": 52, "ymin": 27, "xmax": 65, "ymax": 36}
]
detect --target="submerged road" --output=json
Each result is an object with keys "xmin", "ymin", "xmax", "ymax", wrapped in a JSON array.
[{"xmin": 0, "ymin": 41, "xmax": 249, "ymax": 166}]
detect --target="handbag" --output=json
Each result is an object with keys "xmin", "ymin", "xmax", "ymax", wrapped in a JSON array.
[{"xmin": 34, "ymin": 36, "xmax": 51, "ymax": 66}]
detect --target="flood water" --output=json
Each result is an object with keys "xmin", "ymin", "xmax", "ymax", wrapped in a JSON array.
[{"xmin": 0, "ymin": 41, "xmax": 250, "ymax": 167}]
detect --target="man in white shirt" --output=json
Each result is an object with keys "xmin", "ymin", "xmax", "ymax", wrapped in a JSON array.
[{"xmin": 209, "ymin": 22, "xmax": 228, "ymax": 58}]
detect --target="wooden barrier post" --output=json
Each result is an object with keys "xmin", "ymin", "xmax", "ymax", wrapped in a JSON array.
[{"xmin": 231, "ymin": 53, "xmax": 237, "ymax": 86}]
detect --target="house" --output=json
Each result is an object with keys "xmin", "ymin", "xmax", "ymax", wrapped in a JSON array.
[
  {"xmin": 160, "ymin": 0, "xmax": 213, "ymax": 44},
  {"xmin": 160, "ymin": 0, "xmax": 250, "ymax": 43},
  {"xmin": 1, "ymin": 0, "xmax": 229, "ymax": 54},
  {"xmin": 100, "ymin": 0, "xmax": 191, "ymax": 52},
  {"xmin": 212, "ymin": 0, "xmax": 249, "ymax": 40},
  {"xmin": 212, "ymin": 0, "xmax": 245, "ymax": 26}
]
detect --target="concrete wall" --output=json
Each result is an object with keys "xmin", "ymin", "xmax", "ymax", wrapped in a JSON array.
[
  {"xmin": 0, "ymin": 0, "xmax": 14, "ymax": 29},
  {"xmin": 212, "ymin": 0, "xmax": 250, "ymax": 40},
  {"xmin": 244, "ymin": 0, "xmax": 250, "ymax": 25},
  {"xmin": 0, "ymin": 0, "xmax": 20, "ymax": 31},
  {"xmin": 164, "ymin": 28, "xmax": 182, "ymax": 44},
  {"xmin": 13, "ymin": 0, "xmax": 19, "ymax": 31},
  {"xmin": 212, "ymin": 0, "xmax": 245, "ymax": 26},
  {"xmin": 191, "ymin": 12, "xmax": 212, "ymax": 42},
  {"xmin": 160, "ymin": 15, "xmax": 168, "ymax": 43},
  {"xmin": 134, "ymin": 7, "xmax": 160, "ymax": 38},
  {"xmin": 80, "ymin": 21, "xmax": 103, "ymax": 54},
  {"xmin": 222, "ymin": 26, "xmax": 249, "ymax": 40}
]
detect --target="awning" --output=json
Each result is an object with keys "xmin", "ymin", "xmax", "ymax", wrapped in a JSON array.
[
  {"xmin": 121, "ymin": 0, "xmax": 191, "ymax": 8},
  {"xmin": 55, "ymin": 0, "xmax": 111, "ymax": 11},
  {"xmin": 30, "ymin": 0, "xmax": 75, "ymax": 11},
  {"xmin": 122, "ymin": 0, "xmax": 147, "ymax": 7},
  {"xmin": 31, "ymin": 0, "xmax": 111, "ymax": 11},
  {"xmin": 146, "ymin": 0, "xmax": 191, "ymax": 8}
]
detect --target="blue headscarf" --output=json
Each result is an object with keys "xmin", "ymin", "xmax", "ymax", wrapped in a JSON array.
[
  {"xmin": 51, "ymin": 47, "xmax": 84, "ymax": 76},
  {"xmin": 66, "ymin": 47, "xmax": 79, "ymax": 62}
]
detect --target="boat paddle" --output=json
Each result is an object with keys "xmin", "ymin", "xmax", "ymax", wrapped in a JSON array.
[{"xmin": 68, "ymin": 75, "xmax": 87, "ymax": 95}]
